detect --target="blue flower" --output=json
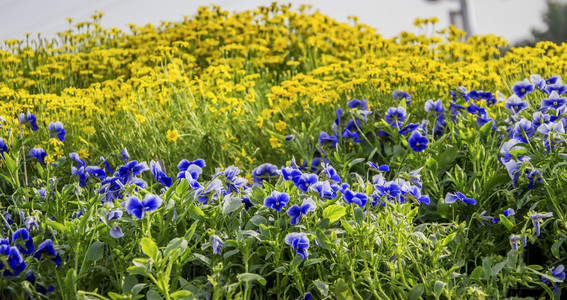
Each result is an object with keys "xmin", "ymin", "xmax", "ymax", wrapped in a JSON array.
[
  {"xmin": 293, "ymin": 173, "xmax": 319, "ymax": 193},
  {"xmin": 218, "ymin": 165, "xmax": 248, "ymax": 192},
  {"xmin": 252, "ymin": 163, "xmax": 279, "ymax": 183},
  {"xmin": 211, "ymin": 235, "xmax": 225, "ymax": 255},
  {"xmin": 424, "ymin": 99, "xmax": 444, "ymax": 115},
  {"xmin": 511, "ymin": 79, "xmax": 534, "ymax": 98},
  {"xmin": 125, "ymin": 194, "xmax": 163, "ymax": 219},
  {"xmin": 532, "ymin": 111, "xmax": 550, "ymax": 127},
  {"xmin": 286, "ymin": 198, "xmax": 316, "ymax": 225},
  {"xmin": 504, "ymin": 160, "xmax": 522, "ymax": 185},
  {"xmin": 311, "ymin": 180, "xmax": 337, "ymax": 199},
  {"xmin": 284, "ymin": 232, "xmax": 310, "ymax": 260},
  {"xmin": 0, "ymin": 137, "xmax": 8, "ymax": 157},
  {"xmin": 12, "ymin": 228, "xmax": 34, "ymax": 255},
  {"xmin": 18, "ymin": 111, "xmax": 38, "ymax": 131},
  {"xmin": 322, "ymin": 163, "xmax": 341, "ymax": 182},
  {"xmin": 445, "ymin": 192, "xmax": 477, "ymax": 205},
  {"xmin": 509, "ymin": 235, "xmax": 521, "ymax": 251},
  {"xmin": 504, "ymin": 95, "xmax": 528, "ymax": 115},
  {"xmin": 86, "ymin": 166, "xmax": 106, "ymax": 180},
  {"xmin": 150, "ymin": 160, "xmax": 172, "ymax": 187},
  {"xmin": 318, "ymin": 131, "xmax": 338, "ymax": 147},
  {"xmin": 392, "ymin": 90, "xmax": 411, "ymax": 105},
  {"xmin": 0, "ymin": 116, "xmax": 4, "ymax": 129},
  {"xmin": 408, "ymin": 131, "xmax": 428, "ymax": 152},
  {"xmin": 178, "ymin": 158, "xmax": 206, "ymax": 170},
  {"xmin": 466, "ymin": 102, "xmax": 486, "ymax": 116},
  {"xmin": 71, "ymin": 166, "xmax": 88, "ymax": 187},
  {"xmin": 69, "ymin": 152, "xmax": 86, "ymax": 167},
  {"xmin": 297, "ymin": 292, "xmax": 313, "ymax": 300},
  {"xmin": 33, "ymin": 239, "xmax": 61, "ymax": 266},
  {"xmin": 510, "ymin": 118, "xmax": 535, "ymax": 144},
  {"xmin": 100, "ymin": 156, "xmax": 113, "ymax": 174},
  {"xmin": 476, "ymin": 113, "xmax": 496, "ymax": 129},
  {"xmin": 467, "ymin": 90, "xmax": 493, "ymax": 101},
  {"xmin": 107, "ymin": 209, "xmax": 123, "ymax": 220},
  {"xmin": 109, "ymin": 226, "xmax": 124, "ymax": 239},
  {"xmin": 332, "ymin": 108, "xmax": 343, "ymax": 134},
  {"xmin": 398, "ymin": 123, "xmax": 419, "ymax": 135},
  {"xmin": 195, "ymin": 178, "xmax": 223, "ymax": 204},
  {"xmin": 385, "ymin": 106, "xmax": 407, "ymax": 128},
  {"xmin": 118, "ymin": 161, "xmax": 149, "ymax": 181},
  {"xmin": 24, "ymin": 216, "xmax": 39, "ymax": 231},
  {"xmin": 312, "ymin": 157, "xmax": 330, "ymax": 172},
  {"xmin": 343, "ymin": 189, "xmax": 368, "ymax": 207},
  {"xmin": 530, "ymin": 212, "xmax": 553, "ymax": 236},
  {"xmin": 542, "ymin": 265, "xmax": 565, "ymax": 293},
  {"xmin": 28, "ymin": 147, "xmax": 47, "ymax": 165},
  {"xmin": 0, "ymin": 245, "xmax": 26, "ymax": 276},
  {"xmin": 373, "ymin": 175, "xmax": 401, "ymax": 200},
  {"xmin": 540, "ymin": 91, "xmax": 567, "ymax": 112},
  {"xmin": 48, "ymin": 121, "xmax": 66, "ymax": 141},
  {"xmin": 281, "ymin": 167, "xmax": 302, "ymax": 181},
  {"xmin": 367, "ymin": 162, "xmax": 389, "ymax": 172},
  {"xmin": 264, "ymin": 191, "xmax": 290, "ymax": 212},
  {"xmin": 120, "ymin": 148, "xmax": 130, "ymax": 163},
  {"xmin": 347, "ymin": 99, "xmax": 368, "ymax": 110},
  {"xmin": 543, "ymin": 82, "xmax": 567, "ymax": 96},
  {"xmin": 492, "ymin": 208, "xmax": 515, "ymax": 223}
]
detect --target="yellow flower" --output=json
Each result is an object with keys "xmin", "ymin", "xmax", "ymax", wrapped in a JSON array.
[
  {"xmin": 275, "ymin": 120, "xmax": 287, "ymax": 132},
  {"xmin": 269, "ymin": 136, "xmax": 282, "ymax": 148},
  {"xmin": 78, "ymin": 148, "xmax": 89, "ymax": 159},
  {"xmin": 166, "ymin": 129, "xmax": 179, "ymax": 142}
]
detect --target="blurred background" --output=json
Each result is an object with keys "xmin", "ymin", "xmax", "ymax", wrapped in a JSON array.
[{"xmin": 0, "ymin": 0, "xmax": 566, "ymax": 45}]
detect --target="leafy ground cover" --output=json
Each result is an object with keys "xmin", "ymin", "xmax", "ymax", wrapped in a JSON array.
[{"xmin": 1, "ymin": 3, "xmax": 567, "ymax": 300}]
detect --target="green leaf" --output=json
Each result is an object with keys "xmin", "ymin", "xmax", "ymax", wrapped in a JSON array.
[
  {"xmin": 249, "ymin": 215, "xmax": 267, "ymax": 227},
  {"xmin": 442, "ymin": 232, "xmax": 457, "ymax": 246},
  {"xmin": 223, "ymin": 249, "xmax": 240, "ymax": 259},
  {"xmin": 165, "ymin": 238, "xmax": 187, "ymax": 257},
  {"xmin": 348, "ymin": 158, "xmax": 365, "ymax": 167},
  {"xmin": 222, "ymin": 195, "xmax": 242, "ymax": 214},
  {"xmin": 187, "ymin": 205, "xmax": 204, "ymax": 221},
  {"xmin": 147, "ymin": 290, "xmax": 164, "ymax": 300},
  {"xmin": 184, "ymin": 222, "xmax": 198, "ymax": 241},
  {"xmin": 170, "ymin": 290, "xmax": 193, "ymax": 300},
  {"xmin": 317, "ymin": 218, "xmax": 330, "ymax": 229},
  {"xmin": 433, "ymin": 281, "xmax": 446, "ymax": 298},
  {"xmin": 491, "ymin": 261, "xmax": 506, "ymax": 277},
  {"xmin": 132, "ymin": 283, "xmax": 147, "ymax": 295},
  {"xmin": 323, "ymin": 205, "xmax": 346, "ymax": 223},
  {"xmin": 3, "ymin": 153, "xmax": 17, "ymax": 174},
  {"xmin": 334, "ymin": 279, "xmax": 354, "ymax": 300},
  {"xmin": 45, "ymin": 219, "xmax": 67, "ymax": 234},
  {"xmin": 353, "ymin": 207, "xmax": 364, "ymax": 225},
  {"xmin": 551, "ymin": 240, "xmax": 564, "ymax": 259},
  {"xmin": 141, "ymin": 237, "xmax": 158, "ymax": 261},
  {"xmin": 471, "ymin": 266, "xmax": 483, "ymax": 279},
  {"xmin": 341, "ymin": 220, "xmax": 355, "ymax": 235},
  {"xmin": 64, "ymin": 268, "xmax": 77, "ymax": 296},
  {"xmin": 479, "ymin": 121, "xmax": 493, "ymax": 137},
  {"xmin": 408, "ymin": 284, "xmax": 424, "ymax": 300},
  {"xmin": 498, "ymin": 215, "xmax": 514, "ymax": 230},
  {"xmin": 86, "ymin": 241, "xmax": 105, "ymax": 262},
  {"xmin": 509, "ymin": 149, "xmax": 530, "ymax": 157},
  {"xmin": 304, "ymin": 258, "xmax": 326, "ymax": 267},
  {"xmin": 313, "ymin": 281, "xmax": 329, "ymax": 297},
  {"xmin": 176, "ymin": 179, "xmax": 189, "ymax": 195},
  {"xmin": 236, "ymin": 273, "xmax": 267, "ymax": 286}
]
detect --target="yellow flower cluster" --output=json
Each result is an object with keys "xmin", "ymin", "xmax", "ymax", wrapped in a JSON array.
[{"xmin": 1, "ymin": 3, "xmax": 566, "ymax": 168}]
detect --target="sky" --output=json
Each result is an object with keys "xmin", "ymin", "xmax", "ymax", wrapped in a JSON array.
[{"xmin": 0, "ymin": 0, "xmax": 558, "ymax": 44}]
